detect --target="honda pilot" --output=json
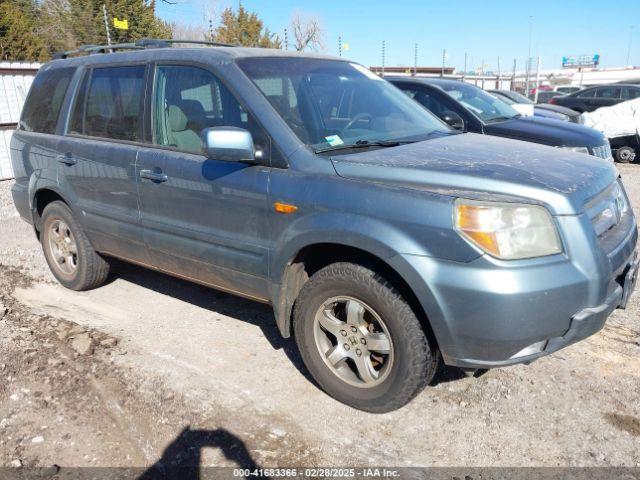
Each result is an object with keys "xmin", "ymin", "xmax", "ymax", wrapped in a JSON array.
[{"xmin": 10, "ymin": 40, "xmax": 638, "ymax": 412}]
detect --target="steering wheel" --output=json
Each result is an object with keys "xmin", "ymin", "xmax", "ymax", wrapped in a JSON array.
[{"xmin": 344, "ymin": 113, "xmax": 373, "ymax": 130}]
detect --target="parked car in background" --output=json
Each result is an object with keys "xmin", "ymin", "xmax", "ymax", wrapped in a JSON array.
[
  {"xmin": 487, "ymin": 90, "xmax": 534, "ymax": 116},
  {"xmin": 11, "ymin": 42, "xmax": 637, "ymax": 412},
  {"xmin": 390, "ymin": 77, "xmax": 612, "ymax": 160},
  {"xmin": 536, "ymin": 90, "xmax": 566, "ymax": 104},
  {"xmin": 489, "ymin": 89, "xmax": 578, "ymax": 122},
  {"xmin": 552, "ymin": 84, "xmax": 640, "ymax": 112}
]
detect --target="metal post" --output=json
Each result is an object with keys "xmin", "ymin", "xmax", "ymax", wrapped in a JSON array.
[
  {"xmin": 533, "ymin": 56, "xmax": 541, "ymax": 103},
  {"xmin": 339, "ymin": 35, "xmax": 343, "ymax": 57},
  {"xmin": 441, "ymin": 49, "xmax": 446, "ymax": 77},
  {"xmin": 102, "ymin": 4, "xmax": 112, "ymax": 47},
  {"xmin": 497, "ymin": 56, "xmax": 501, "ymax": 88},
  {"xmin": 413, "ymin": 43, "xmax": 417, "ymax": 76},
  {"xmin": 579, "ymin": 67, "xmax": 584, "ymax": 87},
  {"xmin": 511, "ymin": 58, "xmax": 516, "ymax": 90},
  {"xmin": 382, "ymin": 40, "xmax": 385, "ymax": 76},
  {"xmin": 463, "ymin": 52, "xmax": 467, "ymax": 79},
  {"xmin": 284, "ymin": 28, "xmax": 288, "ymax": 50}
]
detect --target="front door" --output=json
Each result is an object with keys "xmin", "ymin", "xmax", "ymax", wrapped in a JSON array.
[
  {"xmin": 136, "ymin": 64, "xmax": 272, "ymax": 300},
  {"xmin": 57, "ymin": 64, "xmax": 148, "ymax": 262}
]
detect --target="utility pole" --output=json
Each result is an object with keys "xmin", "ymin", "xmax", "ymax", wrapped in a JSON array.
[
  {"xmin": 525, "ymin": 15, "xmax": 533, "ymax": 98},
  {"xmin": 382, "ymin": 40, "xmax": 386, "ymax": 76},
  {"xmin": 338, "ymin": 35, "xmax": 342, "ymax": 57},
  {"xmin": 497, "ymin": 56, "xmax": 501, "ymax": 88},
  {"xmin": 102, "ymin": 4, "xmax": 111, "ymax": 47},
  {"xmin": 463, "ymin": 52, "xmax": 467, "ymax": 79},
  {"xmin": 511, "ymin": 58, "xmax": 517, "ymax": 91},
  {"xmin": 627, "ymin": 26, "xmax": 634, "ymax": 66},
  {"xmin": 441, "ymin": 49, "xmax": 446, "ymax": 77},
  {"xmin": 533, "ymin": 56, "xmax": 541, "ymax": 103},
  {"xmin": 413, "ymin": 43, "xmax": 418, "ymax": 76}
]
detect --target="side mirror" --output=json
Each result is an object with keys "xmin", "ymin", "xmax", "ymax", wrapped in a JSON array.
[
  {"xmin": 441, "ymin": 112, "xmax": 465, "ymax": 130},
  {"xmin": 201, "ymin": 127, "xmax": 255, "ymax": 162}
]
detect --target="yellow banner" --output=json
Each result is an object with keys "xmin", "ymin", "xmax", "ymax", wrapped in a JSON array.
[{"xmin": 113, "ymin": 17, "xmax": 129, "ymax": 30}]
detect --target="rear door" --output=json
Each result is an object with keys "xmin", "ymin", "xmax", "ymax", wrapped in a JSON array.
[
  {"xmin": 135, "ymin": 63, "xmax": 272, "ymax": 300},
  {"xmin": 57, "ymin": 64, "xmax": 149, "ymax": 262},
  {"xmin": 593, "ymin": 86, "xmax": 622, "ymax": 109}
]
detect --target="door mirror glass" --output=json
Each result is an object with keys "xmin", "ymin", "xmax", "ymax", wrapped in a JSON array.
[
  {"xmin": 441, "ymin": 111, "xmax": 464, "ymax": 130},
  {"xmin": 201, "ymin": 127, "xmax": 255, "ymax": 162}
]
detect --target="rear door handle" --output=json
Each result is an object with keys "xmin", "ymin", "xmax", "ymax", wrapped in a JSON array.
[
  {"xmin": 140, "ymin": 169, "xmax": 169, "ymax": 183},
  {"xmin": 57, "ymin": 154, "xmax": 76, "ymax": 166}
]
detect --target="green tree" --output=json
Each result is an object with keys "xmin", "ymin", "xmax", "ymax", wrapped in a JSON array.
[
  {"xmin": 212, "ymin": 5, "xmax": 281, "ymax": 48},
  {"xmin": 0, "ymin": 0, "xmax": 48, "ymax": 61}
]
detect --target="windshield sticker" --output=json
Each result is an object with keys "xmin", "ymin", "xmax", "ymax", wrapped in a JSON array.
[
  {"xmin": 350, "ymin": 63, "xmax": 383, "ymax": 81},
  {"xmin": 325, "ymin": 135, "xmax": 344, "ymax": 146}
]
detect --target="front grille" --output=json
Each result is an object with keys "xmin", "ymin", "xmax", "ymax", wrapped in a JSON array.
[
  {"xmin": 586, "ymin": 181, "xmax": 633, "ymax": 252},
  {"xmin": 591, "ymin": 142, "xmax": 613, "ymax": 161}
]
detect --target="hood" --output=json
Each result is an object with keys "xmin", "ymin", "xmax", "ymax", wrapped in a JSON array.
[
  {"xmin": 535, "ymin": 104, "xmax": 580, "ymax": 118},
  {"xmin": 331, "ymin": 133, "xmax": 617, "ymax": 215},
  {"xmin": 484, "ymin": 115, "xmax": 604, "ymax": 147}
]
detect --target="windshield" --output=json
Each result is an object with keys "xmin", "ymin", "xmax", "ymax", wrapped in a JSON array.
[
  {"xmin": 438, "ymin": 82, "xmax": 521, "ymax": 123},
  {"xmin": 237, "ymin": 58, "xmax": 451, "ymax": 152}
]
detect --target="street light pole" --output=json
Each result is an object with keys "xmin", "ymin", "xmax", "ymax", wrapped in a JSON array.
[{"xmin": 525, "ymin": 15, "xmax": 533, "ymax": 97}]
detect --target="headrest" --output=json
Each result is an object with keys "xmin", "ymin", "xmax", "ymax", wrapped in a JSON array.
[{"xmin": 168, "ymin": 105, "xmax": 188, "ymax": 132}]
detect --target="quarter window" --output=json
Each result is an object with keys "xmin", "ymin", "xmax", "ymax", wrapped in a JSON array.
[
  {"xmin": 70, "ymin": 66, "xmax": 145, "ymax": 141},
  {"xmin": 19, "ymin": 67, "xmax": 75, "ymax": 134},
  {"xmin": 152, "ymin": 65, "xmax": 266, "ymax": 155}
]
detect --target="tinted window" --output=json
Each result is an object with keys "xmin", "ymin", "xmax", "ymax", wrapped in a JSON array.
[
  {"xmin": 19, "ymin": 67, "xmax": 75, "ymax": 134},
  {"xmin": 153, "ymin": 65, "xmax": 267, "ymax": 155},
  {"xmin": 622, "ymin": 87, "xmax": 640, "ymax": 100},
  {"xmin": 595, "ymin": 87, "xmax": 621, "ymax": 99},
  {"xmin": 577, "ymin": 89, "xmax": 596, "ymax": 98},
  {"xmin": 400, "ymin": 86, "xmax": 453, "ymax": 118},
  {"xmin": 77, "ymin": 66, "xmax": 145, "ymax": 141}
]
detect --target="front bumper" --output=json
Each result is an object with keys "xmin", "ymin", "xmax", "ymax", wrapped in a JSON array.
[{"xmin": 390, "ymin": 217, "xmax": 638, "ymax": 369}]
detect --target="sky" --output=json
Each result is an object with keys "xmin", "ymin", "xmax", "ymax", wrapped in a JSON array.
[{"xmin": 155, "ymin": 0, "xmax": 638, "ymax": 72}]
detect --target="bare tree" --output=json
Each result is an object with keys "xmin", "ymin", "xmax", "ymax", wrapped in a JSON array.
[
  {"xmin": 290, "ymin": 11, "xmax": 324, "ymax": 51},
  {"xmin": 171, "ymin": 22, "xmax": 208, "ymax": 41}
]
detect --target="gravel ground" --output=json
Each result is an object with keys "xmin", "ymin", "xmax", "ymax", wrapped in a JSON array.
[{"xmin": 0, "ymin": 164, "xmax": 639, "ymax": 472}]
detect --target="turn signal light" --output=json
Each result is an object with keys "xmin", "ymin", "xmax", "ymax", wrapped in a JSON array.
[{"xmin": 274, "ymin": 202, "xmax": 298, "ymax": 214}]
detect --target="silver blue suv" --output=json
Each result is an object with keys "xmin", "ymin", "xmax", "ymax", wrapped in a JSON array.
[{"xmin": 10, "ymin": 40, "xmax": 638, "ymax": 412}]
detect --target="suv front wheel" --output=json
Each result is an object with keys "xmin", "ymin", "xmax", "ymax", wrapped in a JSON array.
[
  {"xmin": 41, "ymin": 201, "xmax": 110, "ymax": 291},
  {"xmin": 293, "ymin": 262, "xmax": 440, "ymax": 413}
]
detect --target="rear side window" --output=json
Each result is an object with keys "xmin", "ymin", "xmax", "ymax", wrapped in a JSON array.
[
  {"xmin": 595, "ymin": 87, "xmax": 621, "ymax": 99},
  {"xmin": 622, "ymin": 87, "xmax": 640, "ymax": 100},
  {"xmin": 70, "ymin": 65, "xmax": 145, "ymax": 141},
  {"xmin": 19, "ymin": 67, "xmax": 75, "ymax": 134}
]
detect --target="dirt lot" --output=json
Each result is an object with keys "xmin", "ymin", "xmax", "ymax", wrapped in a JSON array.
[{"xmin": 0, "ymin": 164, "xmax": 639, "ymax": 472}]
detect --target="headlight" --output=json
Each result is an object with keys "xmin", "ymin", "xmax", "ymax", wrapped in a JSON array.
[
  {"xmin": 561, "ymin": 146, "xmax": 590, "ymax": 155},
  {"xmin": 454, "ymin": 200, "xmax": 562, "ymax": 260}
]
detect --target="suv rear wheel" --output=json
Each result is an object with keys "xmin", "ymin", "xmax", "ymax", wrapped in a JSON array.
[
  {"xmin": 41, "ymin": 201, "xmax": 110, "ymax": 291},
  {"xmin": 293, "ymin": 262, "xmax": 440, "ymax": 413}
]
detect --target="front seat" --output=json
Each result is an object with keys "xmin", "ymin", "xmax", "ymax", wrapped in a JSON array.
[{"xmin": 167, "ymin": 104, "xmax": 202, "ymax": 153}]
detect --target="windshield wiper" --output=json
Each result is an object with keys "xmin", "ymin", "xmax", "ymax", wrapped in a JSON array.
[
  {"xmin": 485, "ymin": 115, "xmax": 516, "ymax": 123},
  {"xmin": 315, "ymin": 139, "xmax": 415, "ymax": 154}
]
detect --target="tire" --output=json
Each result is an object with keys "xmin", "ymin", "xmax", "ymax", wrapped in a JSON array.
[
  {"xmin": 293, "ymin": 262, "xmax": 440, "ymax": 413},
  {"xmin": 41, "ymin": 201, "xmax": 110, "ymax": 291},
  {"xmin": 615, "ymin": 146, "xmax": 636, "ymax": 164}
]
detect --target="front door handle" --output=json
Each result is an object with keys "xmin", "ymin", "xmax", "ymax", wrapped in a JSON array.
[
  {"xmin": 57, "ymin": 154, "xmax": 76, "ymax": 166},
  {"xmin": 140, "ymin": 169, "xmax": 169, "ymax": 183}
]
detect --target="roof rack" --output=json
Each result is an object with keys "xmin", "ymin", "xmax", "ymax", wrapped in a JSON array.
[{"xmin": 52, "ymin": 38, "xmax": 236, "ymax": 60}]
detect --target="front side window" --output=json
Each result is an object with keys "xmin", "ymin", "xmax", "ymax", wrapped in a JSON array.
[
  {"xmin": 19, "ymin": 67, "xmax": 75, "ymax": 134},
  {"xmin": 238, "ymin": 58, "xmax": 450, "ymax": 152},
  {"xmin": 153, "ymin": 65, "xmax": 265, "ymax": 155},
  {"xmin": 70, "ymin": 66, "xmax": 145, "ymax": 141},
  {"xmin": 436, "ymin": 81, "xmax": 520, "ymax": 123}
]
